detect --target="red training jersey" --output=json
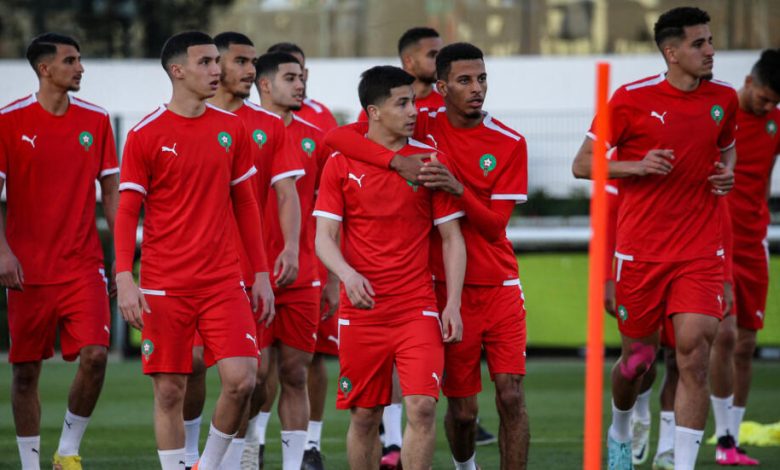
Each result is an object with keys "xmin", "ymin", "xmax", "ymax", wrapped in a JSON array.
[
  {"xmin": 590, "ymin": 74, "xmax": 738, "ymax": 262},
  {"xmin": 314, "ymin": 138, "xmax": 464, "ymax": 324},
  {"xmin": 297, "ymin": 98, "xmax": 339, "ymax": 133},
  {"xmin": 727, "ymin": 106, "xmax": 780, "ymax": 258},
  {"xmin": 0, "ymin": 94, "xmax": 118, "ymax": 284},
  {"xmin": 119, "ymin": 104, "xmax": 257, "ymax": 295}
]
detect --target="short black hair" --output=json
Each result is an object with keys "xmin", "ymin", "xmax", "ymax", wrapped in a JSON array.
[
  {"xmin": 751, "ymin": 49, "xmax": 780, "ymax": 95},
  {"xmin": 358, "ymin": 65, "xmax": 415, "ymax": 111},
  {"xmin": 653, "ymin": 7, "xmax": 711, "ymax": 48},
  {"xmin": 267, "ymin": 42, "xmax": 305, "ymax": 59},
  {"xmin": 26, "ymin": 33, "xmax": 80, "ymax": 73},
  {"xmin": 160, "ymin": 31, "xmax": 214, "ymax": 72},
  {"xmin": 397, "ymin": 27, "xmax": 440, "ymax": 56},
  {"xmin": 435, "ymin": 42, "xmax": 483, "ymax": 81},
  {"xmin": 255, "ymin": 52, "xmax": 301, "ymax": 80},
  {"xmin": 214, "ymin": 31, "xmax": 254, "ymax": 51}
]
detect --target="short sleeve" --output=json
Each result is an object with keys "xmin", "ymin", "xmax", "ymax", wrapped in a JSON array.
[
  {"xmin": 717, "ymin": 90, "xmax": 739, "ymax": 151},
  {"xmin": 118, "ymin": 131, "xmax": 151, "ymax": 195},
  {"xmin": 230, "ymin": 123, "xmax": 257, "ymax": 186},
  {"xmin": 98, "ymin": 115, "xmax": 120, "ymax": 179},
  {"xmin": 312, "ymin": 155, "xmax": 345, "ymax": 222},
  {"xmin": 491, "ymin": 138, "xmax": 528, "ymax": 204},
  {"xmin": 270, "ymin": 120, "xmax": 305, "ymax": 186},
  {"xmin": 432, "ymin": 190, "xmax": 464, "ymax": 226},
  {"xmin": 588, "ymin": 88, "xmax": 632, "ymax": 150}
]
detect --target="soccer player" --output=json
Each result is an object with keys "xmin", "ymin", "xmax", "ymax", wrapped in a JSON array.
[
  {"xmin": 0, "ymin": 32, "xmax": 117, "ymax": 470},
  {"xmin": 114, "ymin": 31, "xmax": 267, "ymax": 470},
  {"xmin": 325, "ymin": 42, "xmax": 531, "ymax": 470},
  {"xmin": 358, "ymin": 26, "xmax": 444, "ymax": 122},
  {"xmin": 572, "ymin": 7, "xmax": 738, "ymax": 470},
  {"xmin": 709, "ymin": 48, "xmax": 780, "ymax": 466},
  {"xmin": 266, "ymin": 41, "xmax": 341, "ymax": 470},
  {"xmin": 250, "ymin": 51, "xmax": 329, "ymax": 470},
  {"xmin": 178, "ymin": 31, "xmax": 291, "ymax": 469},
  {"xmin": 314, "ymin": 64, "xmax": 466, "ymax": 470}
]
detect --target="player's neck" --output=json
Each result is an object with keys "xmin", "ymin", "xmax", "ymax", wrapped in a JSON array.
[
  {"xmin": 168, "ymin": 89, "xmax": 208, "ymax": 118},
  {"xmin": 261, "ymin": 99, "xmax": 293, "ymax": 125},
  {"xmin": 737, "ymin": 87, "xmax": 750, "ymax": 113},
  {"xmin": 366, "ymin": 125, "xmax": 406, "ymax": 152},
  {"xmin": 208, "ymin": 88, "xmax": 244, "ymax": 112},
  {"xmin": 413, "ymin": 80, "xmax": 434, "ymax": 99},
  {"xmin": 665, "ymin": 68, "xmax": 702, "ymax": 92},
  {"xmin": 444, "ymin": 106, "xmax": 483, "ymax": 129},
  {"xmin": 36, "ymin": 83, "xmax": 70, "ymax": 116}
]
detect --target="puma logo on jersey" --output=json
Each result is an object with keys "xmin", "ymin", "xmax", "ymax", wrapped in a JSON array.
[
  {"xmin": 717, "ymin": 294, "xmax": 723, "ymax": 305},
  {"xmin": 756, "ymin": 310, "xmax": 764, "ymax": 320},
  {"xmin": 650, "ymin": 111, "xmax": 667, "ymax": 124},
  {"xmin": 432, "ymin": 372, "xmax": 441, "ymax": 387},
  {"xmin": 348, "ymin": 173, "xmax": 365, "ymax": 188},
  {"xmin": 21, "ymin": 134, "xmax": 37, "ymax": 148},
  {"xmin": 245, "ymin": 333, "xmax": 257, "ymax": 346},
  {"xmin": 104, "ymin": 325, "xmax": 111, "ymax": 335},
  {"xmin": 161, "ymin": 143, "xmax": 178, "ymax": 156}
]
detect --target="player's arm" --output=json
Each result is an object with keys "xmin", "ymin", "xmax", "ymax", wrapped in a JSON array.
[
  {"xmin": 437, "ymin": 218, "xmax": 465, "ymax": 343},
  {"xmin": 0, "ymin": 178, "xmax": 24, "ymax": 291},
  {"xmin": 572, "ymin": 138, "xmax": 675, "ymax": 180},
  {"xmin": 315, "ymin": 217, "xmax": 374, "ymax": 309},
  {"xmin": 604, "ymin": 187, "xmax": 618, "ymax": 317},
  {"xmin": 114, "ymin": 189, "xmax": 150, "ymax": 330},
  {"xmin": 321, "ymin": 269, "xmax": 340, "ymax": 319},
  {"xmin": 708, "ymin": 145, "xmax": 736, "ymax": 195},
  {"xmin": 100, "ymin": 173, "xmax": 120, "ymax": 296},
  {"xmin": 273, "ymin": 177, "xmax": 301, "ymax": 287}
]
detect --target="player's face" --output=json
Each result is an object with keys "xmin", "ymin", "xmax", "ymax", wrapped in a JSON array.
[
  {"xmin": 406, "ymin": 37, "xmax": 443, "ymax": 84},
  {"xmin": 219, "ymin": 44, "xmax": 256, "ymax": 99},
  {"xmin": 667, "ymin": 24, "xmax": 715, "ymax": 80},
  {"xmin": 180, "ymin": 44, "xmax": 221, "ymax": 99},
  {"xmin": 372, "ymin": 85, "xmax": 417, "ymax": 138},
  {"xmin": 270, "ymin": 62, "xmax": 305, "ymax": 111},
  {"xmin": 743, "ymin": 76, "xmax": 780, "ymax": 116},
  {"xmin": 438, "ymin": 59, "xmax": 487, "ymax": 120},
  {"xmin": 41, "ymin": 44, "xmax": 84, "ymax": 92}
]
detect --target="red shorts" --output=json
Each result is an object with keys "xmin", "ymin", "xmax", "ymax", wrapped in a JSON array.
[
  {"xmin": 659, "ymin": 315, "xmax": 676, "ymax": 349},
  {"xmin": 260, "ymin": 286, "xmax": 319, "ymax": 353},
  {"xmin": 732, "ymin": 253, "xmax": 769, "ymax": 330},
  {"xmin": 614, "ymin": 256, "xmax": 724, "ymax": 339},
  {"xmin": 435, "ymin": 282, "xmax": 527, "ymax": 398},
  {"xmin": 8, "ymin": 269, "xmax": 111, "ymax": 363},
  {"xmin": 140, "ymin": 285, "xmax": 258, "ymax": 374},
  {"xmin": 315, "ymin": 312, "xmax": 339, "ymax": 356},
  {"xmin": 336, "ymin": 310, "xmax": 444, "ymax": 409},
  {"xmin": 193, "ymin": 286, "xmax": 260, "ymax": 351}
]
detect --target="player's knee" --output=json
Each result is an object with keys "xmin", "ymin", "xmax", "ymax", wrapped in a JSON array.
[
  {"xmin": 12, "ymin": 364, "xmax": 40, "ymax": 393},
  {"xmin": 734, "ymin": 333, "xmax": 757, "ymax": 364},
  {"xmin": 279, "ymin": 360, "xmax": 307, "ymax": 390},
  {"xmin": 350, "ymin": 407, "xmax": 382, "ymax": 433},
  {"xmin": 619, "ymin": 342, "xmax": 656, "ymax": 381},
  {"xmin": 79, "ymin": 346, "xmax": 108, "ymax": 374},
  {"xmin": 713, "ymin": 324, "xmax": 737, "ymax": 354},
  {"xmin": 223, "ymin": 370, "xmax": 257, "ymax": 402},
  {"xmin": 405, "ymin": 396, "xmax": 437, "ymax": 427},
  {"xmin": 448, "ymin": 400, "xmax": 478, "ymax": 426},
  {"xmin": 155, "ymin": 379, "xmax": 186, "ymax": 411}
]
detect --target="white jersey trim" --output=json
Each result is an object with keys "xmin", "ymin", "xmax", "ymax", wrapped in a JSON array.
[
  {"xmin": 292, "ymin": 114, "xmax": 322, "ymax": 131},
  {"xmin": 408, "ymin": 138, "xmax": 437, "ymax": 152},
  {"xmin": 614, "ymin": 251, "xmax": 634, "ymax": 261},
  {"xmin": 0, "ymin": 94, "xmax": 36, "ymax": 115},
  {"xmin": 710, "ymin": 78, "xmax": 736, "ymax": 90},
  {"xmin": 100, "ymin": 167, "xmax": 120, "ymax": 179},
  {"xmin": 270, "ymin": 169, "xmax": 306, "ymax": 186},
  {"xmin": 491, "ymin": 193, "xmax": 528, "ymax": 204},
  {"xmin": 140, "ymin": 288, "xmax": 166, "ymax": 296},
  {"xmin": 422, "ymin": 310, "xmax": 439, "ymax": 318},
  {"xmin": 483, "ymin": 115, "xmax": 522, "ymax": 142},
  {"xmin": 244, "ymin": 100, "xmax": 282, "ymax": 119},
  {"xmin": 606, "ymin": 184, "xmax": 619, "ymax": 195},
  {"xmin": 0, "ymin": 171, "xmax": 6, "ymax": 180},
  {"xmin": 303, "ymin": 98, "xmax": 323, "ymax": 113},
  {"xmin": 119, "ymin": 182, "xmax": 147, "ymax": 195},
  {"xmin": 585, "ymin": 131, "xmax": 613, "ymax": 149},
  {"xmin": 625, "ymin": 73, "xmax": 665, "ymax": 91},
  {"xmin": 433, "ymin": 210, "xmax": 465, "ymax": 226},
  {"xmin": 230, "ymin": 166, "xmax": 258, "ymax": 186},
  {"xmin": 206, "ymin": 102, "xmax": 237, "ymax": 116},
  {"xmin": 716, "ymin": 248, "xmax": 725, "ymax": 257},
  {"xmin": 720, "ymin": 139, "xmax": 736, "ymax": 152},
  {"xmin": 338, "ymin": 318, "xmax": 350, "ymax": 326},
  {"xmin": 132, "ymin": 106, "xmax": 166, "ymax": 132},
  {"xmin": 313, "ymin": 210, "xmax": 343, "ymax": 222},
  {"xmin": 502, "ymin": 278, "xmax": 521, "ymax": 286},
  {"xmin": 71, "ymin": 97, "xmax": 108, "ymax": 115},
  {"xmin": 312, "ymin": 280, "xmax": 322, "ymax": 287}
]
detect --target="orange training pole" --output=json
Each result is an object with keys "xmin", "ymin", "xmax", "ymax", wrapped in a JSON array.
[{"xmin": 584, "ymin": 62, "xmax": 610, "ymax": 470}]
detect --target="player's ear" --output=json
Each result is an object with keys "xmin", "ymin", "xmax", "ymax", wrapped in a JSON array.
[
  {"xmin": 367, "ymin": 104, "xmax": 380, "ymax": 121},
  {"xmin": 168, "ymin": 61, "xmax": 185, "ymax": 80},
  {"xmin": 401, "ymin": 53, "xmax": 413, "ymax": 70},
  {"xmin": 661, "ymin": 42, "xmax": 678, "ymax": 65},
  {"xmin": 436, "ymin": 79, "xmax": 448, "ymax": 98},
  {"xmin": 258, "ymin": 76, "xmax": 271, "ymax": 95}
]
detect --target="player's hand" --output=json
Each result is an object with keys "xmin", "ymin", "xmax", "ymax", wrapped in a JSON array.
[
  {"xmin": 708, "ymin": 162, "xmax": 734, "ymax": 195},
  {"xmin": 723, "ymin": 281, "xmax": 734, "ymax": 317},
  {"xmin": 273, "ymin": 247, "xmax": 299, "ymax": 287},
  {"xmin": 389, "ymin": 153, "xmax": 426, "ymax": 183},
  {"xmin": 342, "ymin": 270, "xmax": 374, "ymax": 309},
  {"xmin": 108, "ymin": 262, "xmax": 117, "ymax": 298},
  {"xmin": 253, "ymin": 272, "xmax": 276, "ymax": 326},
  {"xmin": 441, "ymin": 305, "xmax": 463, "ymax": 343},
  {"xmin": 320, "ymin": 277, "xmax": 340, "ymax": 320},
  {"xmin": 116, "ymin": 271, "xmax": 150, "ymax": 330},
  {"xmin": 634, "ymin": 149, "xmax": 675, "ymax": 176},
  {"xmin": 0, "ymin": 247, "xmax": 24, "ymax": 291},
  {"xmin": 604, "ymin": 279, "xmax": 616, "ymax": 317},
  {"xmin": 419, "ymin": 158, "xmax": 465, "ymax": 196}
]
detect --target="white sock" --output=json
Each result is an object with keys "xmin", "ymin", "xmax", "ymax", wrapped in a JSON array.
[
  {"xmin": 711, "ymin": 394, "xmax": 733, "ymax": 438},
  {"xmin": 158, "ymin": 448, "xmax": 186, "ymax": 470},
  {"xmin": 656, "ymin": 411, "xmax": 675, "ymax": 455},
  {"xmin": 57, "ymin": 410, "xmax": 90, "ymax": 456},
  {"xmin": 731, "ymin": 406, "xmax": 746, "ymax": 445},
  {"xmin": 634, "ymin": 389, "xmax": 652, "ymax": 422},
  {"xmin": 281, "ymin": 430, "xmax": 307, "ymax": 470},
  {"xmin": 245, "ymin": 414, "xmax": 260, "ymax": 446},
  {"xmin": 184, "ymin": 416, "xmax": 202, "ymax": 467},
  {"xmin": 218, "ymin": 437, "xmax": 245, "ymax": 469},
  {"xmin": 453, "ymin": 452, "xmax": 477, "ymax": 470},
  {"xmin": 199, "ymin": 423, "xmax": 235, "ymax": 470},
  {"xmin": 675, "ymin": 426, "xmax": 704, "ymax": 470},
  {"xmin": 382, "ymin": 403, "xmax": 403, "ymax": 448},
  {"xmin": 306, "ymin": 420, "xmax": 323, "ymax": 450},
  {"xmin": 16, "ymin": 436, "xmax": 41, "ymax": 470},
  {"xmin": 256, "ymin": 411, "xmax": 271, "ymax": 445},
  {"xmin": 609, "ymin": 401, "xmax": 633, "ymax": 442}
]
